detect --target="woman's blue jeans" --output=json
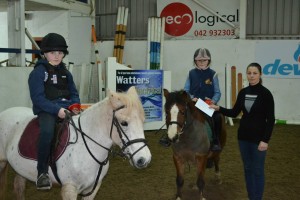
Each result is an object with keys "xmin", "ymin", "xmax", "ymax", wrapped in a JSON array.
[
  {"xmin": 238, "ymin": 140, "xmax": 267, "ymax": 200},
  {"xmin": 37, "ymin": 112, "xmax": 56, "ymax": 176}
]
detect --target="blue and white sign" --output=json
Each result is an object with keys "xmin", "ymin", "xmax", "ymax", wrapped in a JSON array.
[
  {"xmin": 256, "ymin": 42, "xmax": 300, "ymax": 79},
  {"xmin": 116, "ymin": 70, "xmax": 163, "ymax": 122}
]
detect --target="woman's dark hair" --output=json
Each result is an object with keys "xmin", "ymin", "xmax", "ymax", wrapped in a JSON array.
[{"xmin": 247, "ymin": 62, "xmax": 262, "ymax": 84}]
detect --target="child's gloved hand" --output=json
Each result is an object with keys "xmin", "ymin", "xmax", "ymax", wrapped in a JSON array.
[
  {"xmin": 68, "ymin": 103, "xmax": 81, "ymax": 115},
  {"xmin": 204, "ymin": 98, "xmax": 212, "ymax": 105},
  {"xmin": 58, "ymin": 108, "xmax": 67, "ymax": 118}
]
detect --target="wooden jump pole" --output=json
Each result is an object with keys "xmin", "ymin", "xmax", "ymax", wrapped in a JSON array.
[
  {"xmin": 231, "ymin": 66, "xmax": 237, "ymax": 107},
  {"xmin": 91, "ymin": 25, "xmax": 100, "ymax": 65},
  {"xmin": 119, "ymin": 7, "xmax": 128, "ymax": 64},
  {"xmin": 113, "ymin": 7, "xmax": 122, "ymax": 59},
  {"xmin": 237, "ymin": 72, "xmax": 243, "ymax": 93}
]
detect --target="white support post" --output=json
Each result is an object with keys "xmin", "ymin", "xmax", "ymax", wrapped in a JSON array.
[
  {"xmin": 80, "ymin": 63, "xmax": 87, "ymax": 102},
  {"xmin": 68, "ymin": 62, "xmax": 74, "ymax": 74},
  {"xmin": 160, "ymin": 17, "xmax": 165, "ymax": 70},
  {"xmin": 146, "ymin": 18, "xmax": 151, "ymax": 70},
  {"xmin": 97, "ymin": 62, "xmax": 103, "ymax": 100},
  {"xmin": 225, "ymin": 64, "xmax": 234, "ymax": 126},
  {"xmin": 7, "ymin": 0, "xmax": 26, "ymax": 67},
  {"xmin": 239, "ymin": 0, "xmax": 247, "ymax": 39}
]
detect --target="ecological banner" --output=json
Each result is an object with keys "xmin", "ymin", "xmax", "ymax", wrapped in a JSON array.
[
  {"xmin": 116, "ymin": 70, "xmax": 163, "ymax": 122},
  {"xmin": 157, "ymin": 0, "xmax": 240, "ymax": 39}
]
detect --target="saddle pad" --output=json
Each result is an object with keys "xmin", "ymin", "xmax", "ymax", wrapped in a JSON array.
[
  {"xmin": 18, "ymin": 118, "xmax": 70, "ymax": 161},
  {"xmin": 205, "ymin": 121, "xmax": 213, "ymax": 142}
]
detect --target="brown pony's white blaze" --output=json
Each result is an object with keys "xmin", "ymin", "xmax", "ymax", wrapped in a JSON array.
[{"xmin": 167, "ymin": 105, "xmax": 181, "ymax": 141}]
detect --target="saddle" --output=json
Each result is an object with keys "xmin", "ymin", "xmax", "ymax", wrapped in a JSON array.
[{"xmin": 18, "ymin": 117, "xmax": 70, "ymax": 162}]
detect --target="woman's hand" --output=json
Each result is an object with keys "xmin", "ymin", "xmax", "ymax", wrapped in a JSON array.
[
  {"xmin": 258, "ymin": 141, "xmax": 268, "ymax": 151},
  {"xmin": 209, "ymin": 104, "xmax": 220, "ymax": 111}
]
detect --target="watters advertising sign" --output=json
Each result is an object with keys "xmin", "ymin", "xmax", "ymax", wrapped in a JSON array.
[
  {"xmin": 256, "ymin": 42, "xmax": 300, "ymax": 79},
  {"xmin": 157, "ymin": 0, "xmax": 240, "ymax": 39},
  {"xmin": 116, "ymin": 70, "xmax": 163, "ymax": 122}
]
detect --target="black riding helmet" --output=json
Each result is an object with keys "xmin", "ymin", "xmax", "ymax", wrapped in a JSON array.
[{"xmin": 40, "ymin": 33, "xmax": 68, "ymax": 55}]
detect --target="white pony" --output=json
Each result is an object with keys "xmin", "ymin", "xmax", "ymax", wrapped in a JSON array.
[{"xmin": 0, "ymin": 86, "xmax": 151, "ymax": 200}]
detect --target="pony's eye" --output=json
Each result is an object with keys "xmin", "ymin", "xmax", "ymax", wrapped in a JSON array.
[{"xmin": 121, "ymin": 121, "xmax": 128, "ymax": 126}]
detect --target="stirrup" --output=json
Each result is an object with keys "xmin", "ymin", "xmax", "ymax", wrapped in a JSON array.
[{"xmin": 36, "ymin": 173, "xmax": 52, "ymax": 190}]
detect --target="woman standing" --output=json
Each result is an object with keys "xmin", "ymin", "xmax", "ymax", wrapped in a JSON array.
[{"xmin": 210, "ymin": 62, "xmax": 275, "ymax": 200}]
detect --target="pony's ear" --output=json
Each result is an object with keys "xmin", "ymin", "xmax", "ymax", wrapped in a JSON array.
[
  {"xmin": 182, "ymin": 90, "xmax": 191, "ymax": 101},
  {"xmin": 108, "ymin": 89, "xmax": 123, "ymax": 109},
  {"xmin": 127, "ymin": 86, "xmax": 138, "ymax": 97},
  {"xmin": 163, "ymin": 88, "xmax": 169, "ymax": 98}
]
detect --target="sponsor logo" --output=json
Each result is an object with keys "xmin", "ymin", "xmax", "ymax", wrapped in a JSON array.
[
  {"xmin": 263, "ymin": 45, "xmax": 300, "ymax": 77},
  {"xmin": 160, "ymin": 2, "xmax": 239, "ymax": 37},
  {"xmin": 160, "ymin": 2, "xmax": 193, "ymax": 36},
  {"xmin": 194, "ymin": 10, "xmax": 239, "ymax": 26}
]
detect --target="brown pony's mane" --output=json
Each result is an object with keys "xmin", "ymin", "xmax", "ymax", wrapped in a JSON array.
[
  {"xmin": 164, "ymin": 90, "xmax": 206, "ymax": 123},
  {"xmin": 164, "ymin": 90, "xmax": 187, "ymax": 110}
]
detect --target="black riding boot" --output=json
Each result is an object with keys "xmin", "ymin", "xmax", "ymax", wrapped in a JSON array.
[
  {"xmin": 210, "ymin": 112, "xmax": 222, "ymax": 152},
  {"xmin": 211, "ymin": 136, "xmax": 221, "ymax": 152},
  {"xmin": 159, "ymin": 134, "xmax": 171, "ymax": 147}
]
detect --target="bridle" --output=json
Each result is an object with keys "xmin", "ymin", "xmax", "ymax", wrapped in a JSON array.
[
  {"xmin": 109, "ymin": 105, "xmax": 148, "ymax": 161},
  {"xmin": 166, "ymin": 103, "xmax": 188, "ymax": 135},
  {"xmin": 65, "ymin": 105, "xmax": 148, "ymax": 196}
]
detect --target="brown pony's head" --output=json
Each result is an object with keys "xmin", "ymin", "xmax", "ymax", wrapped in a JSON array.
[{"xmin": 163, "ymin": 89, "xmax": 192, "ymax": 142}]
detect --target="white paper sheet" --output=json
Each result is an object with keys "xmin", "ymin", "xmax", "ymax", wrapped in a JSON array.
[{"xmin": 195, "ymin": 98, "xmax": 215, "ymax": 117}]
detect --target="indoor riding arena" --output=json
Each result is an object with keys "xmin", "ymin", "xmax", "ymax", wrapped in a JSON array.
[
  {"xmin": 5, "ymin": 121, "xmax": 300, "ymax": 200},
  {"xmin": 1, "ymin": 0, "xmax": 300, "ymax": 200}
]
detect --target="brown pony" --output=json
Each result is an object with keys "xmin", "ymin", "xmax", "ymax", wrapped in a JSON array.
[{"xmin": 163, "ymin": 89, "xmax": 226, "ymax": 200}]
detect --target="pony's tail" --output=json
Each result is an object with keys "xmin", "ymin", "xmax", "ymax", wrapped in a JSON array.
[{"xmin": 0, "ymin": 162, "xmax": 8, "ymax": 200}]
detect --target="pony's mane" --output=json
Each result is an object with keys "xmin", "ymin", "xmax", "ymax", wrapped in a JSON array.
[
  {"xmin": 82, "ymin": 89, "xmax": 144, "ymax": 120},
  {"xmin": 165, "ymin": 90, "xmax": 187, "ymax": 108},
  {"xmin": 165, "ymin": 90, "xmax": 205, "ymax": 122},
  {"xmin": 116, "ymin": 90, "xmax": 145, "ymax": 121}
]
